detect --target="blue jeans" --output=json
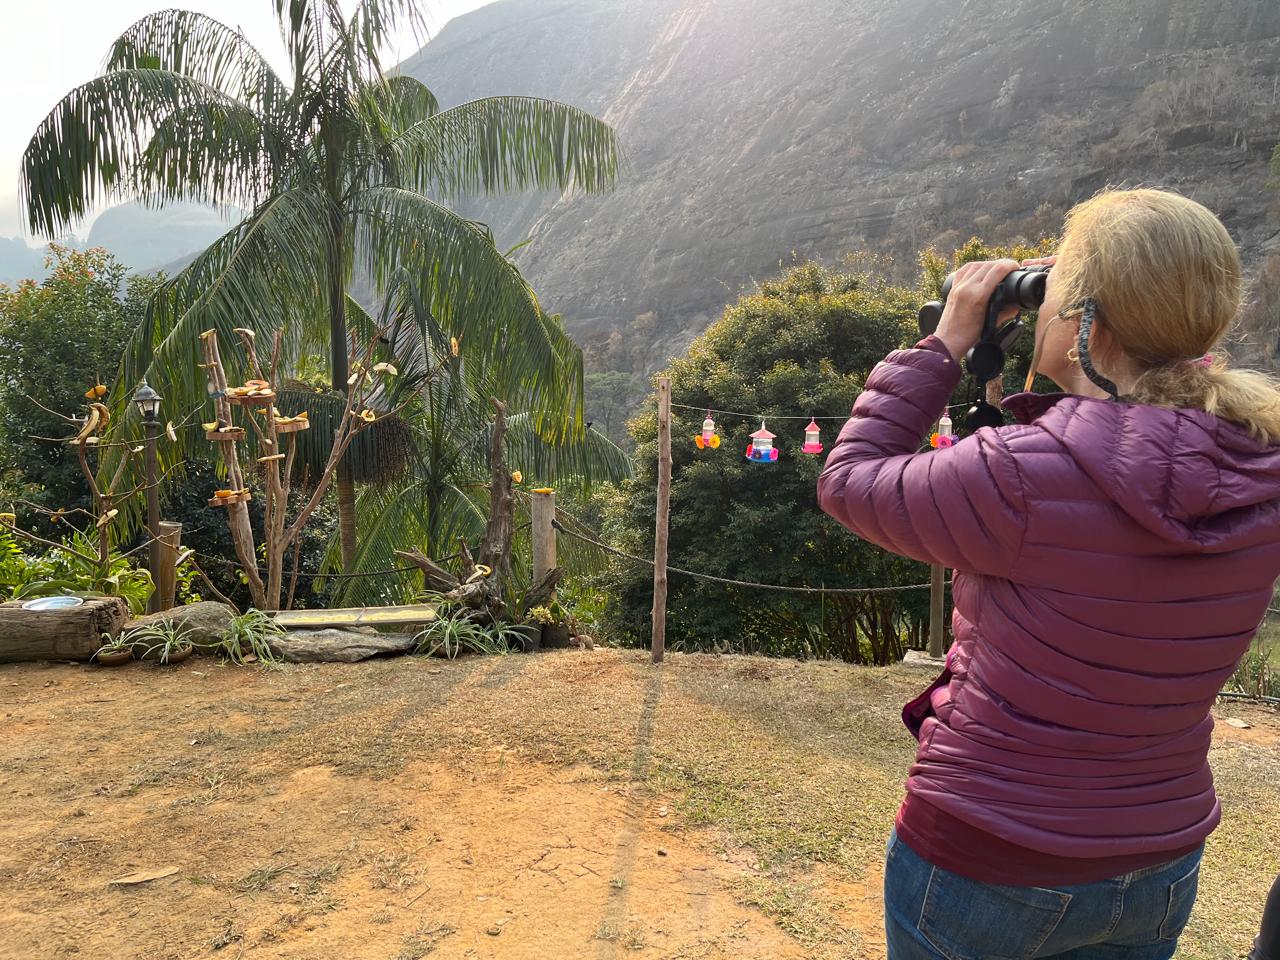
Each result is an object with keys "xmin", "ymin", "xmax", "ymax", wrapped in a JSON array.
[{"xmin": 884, "ymin": 830, "xmax": 1203, "ymax": 960}]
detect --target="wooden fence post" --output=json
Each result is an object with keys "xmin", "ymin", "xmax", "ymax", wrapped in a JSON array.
[
  {"xmin": 928, "ymin": 410, "xmax": 953, "ymax": 659},
  {"xmin": 156, "ymin": 521, "xmax": 183, "ymax": 612},
  {"xmin": 531, "ymin": 489, "xmax": 557, "ymax": 584},
  {"xmin": 928, "ymin": 564, "xmax": 946, "ymax": 659},
  {"xmin": 652, "ymin": 377, "xmax": 672, "ymax": 664}
]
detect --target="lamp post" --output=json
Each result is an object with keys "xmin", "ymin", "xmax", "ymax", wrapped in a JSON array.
[{"xmin": 133, "ymin": 380, "xmax": 163, "ymax": 613}]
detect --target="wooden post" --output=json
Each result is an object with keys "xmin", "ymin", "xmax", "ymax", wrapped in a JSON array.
[
  {"xmin": 651, "ymin": 377, "xmax": 672, "ymax": 664},
  {"xmin": 531, "ymin": 489, "xmax": 557, "ymax": 584},
  {"xmin": 156, "ymin": 521, "xmax": 183, "ymax": 612},
  {"xmin": 928, "ymin": 410, "xmax": 953, "ymax": 660},
  {"xmin": 144, "ymin": 420, "xmax": 162, "ymax": 614},
  {"xmin": 928, "ymin": 564, "xmax": 946, "ymax": 659}
]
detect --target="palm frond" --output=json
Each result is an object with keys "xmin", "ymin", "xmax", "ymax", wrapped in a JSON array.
[
  {"xmin": 326, "ymin": 480, "xmax": 486, "ymax": 606},
  {"xmin": 274, "ymin": 386, "xmax": 414, "ymax": 485},
  {"xmin": 273, "ymin": 0, "xmax": 326, "ymax": 95},
  {"xmin": 346, "ymin": 0, "xmax": 429, "ymax": 76},
  {"xmin": 355, "ymin": 185, "xmax": 585, "ymax": 437},
  {"xmin": 106, "ymin": 9, "xmax": 290, "ymax": 115},
  {"xmin": 387, "ymin": 96, "xmax": 622, "ymax": 199},
  {"xmin": 22, "ymin": 69, "xmax": 267, "ymax": 235},
  {"xmin": 111, "ymin": 188, "xmax": 333, "ymax": 486},
  {"xmin": 354, "ymin": 75, "xmax": 440, "ymax": 157}
]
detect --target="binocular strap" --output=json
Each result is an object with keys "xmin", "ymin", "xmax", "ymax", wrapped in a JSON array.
[{"xmin": 1077, "ymin": 299, "xmax": 1119, "ymax": 400}]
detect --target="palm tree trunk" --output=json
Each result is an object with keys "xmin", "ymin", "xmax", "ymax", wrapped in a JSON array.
[
  {"xmin": 327, "ymin": 205, "xmax": 357, "ymax": 569},
  {"xmin": 336, "ymin": 470, "xmax": 358, "ymax": 569}
]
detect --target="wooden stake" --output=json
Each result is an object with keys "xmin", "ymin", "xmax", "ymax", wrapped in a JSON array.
[
  {"xmin": 531, "ymin": 489, "xmax": 557, "ymax": 584},
  {"xmin": 928, "ymin": 563, "xmax": 945, "ymax": 659},
  {"xmin": 928, "ymin": 410, "xmax": 954, "ymax": 660},
  {"xmin": 651, "ymin": 377, "xmax": 672, "ymax": 664},
  {"xmin": 156, "ymin": 521, "xmax": 183, "ymax": 612}
]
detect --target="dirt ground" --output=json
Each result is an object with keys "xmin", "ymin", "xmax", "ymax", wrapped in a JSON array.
[{"xmin": 0, "ymin": 650, "xmax": 1276, "ymax": 960}]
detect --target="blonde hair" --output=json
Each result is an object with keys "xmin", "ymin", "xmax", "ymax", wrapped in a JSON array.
[{"xmin": 1054, "ymin": 188, "xmax": 1280, "ymax": 443}]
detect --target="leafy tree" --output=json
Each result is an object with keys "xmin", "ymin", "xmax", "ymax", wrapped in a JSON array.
[
  {"xmin": 584, "ymin": 370, "xmax": 643, "ymax": 445},
  {"xmin": 21, "ymin": 0, "xmax": 622, "ymax": 568},
  {"xmin": 597, "ymin": 260, "xmax": 933, "ymax": 663},
  {"xmin": 0, "ymin": 246, "xmax": 160, "ymax": 532}
]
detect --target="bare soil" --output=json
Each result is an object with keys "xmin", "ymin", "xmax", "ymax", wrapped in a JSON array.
[{"xmin": 0, "ymin": 650, "xmax": 1275, "ymax": 960}]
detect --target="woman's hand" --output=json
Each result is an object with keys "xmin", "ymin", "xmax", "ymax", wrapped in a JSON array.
[{"xmin": 934, "ymin": 258, "xmax": 1022, "ymax": 362}]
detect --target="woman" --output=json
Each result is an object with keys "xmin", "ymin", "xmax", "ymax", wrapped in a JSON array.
[
  {"xmin": 1251, "ymin": 874, "xmax": 1280, "ymax": 960},
  {"xmin": 818, "ymin": 188, "xmax": 1280, "ymax": 958}
]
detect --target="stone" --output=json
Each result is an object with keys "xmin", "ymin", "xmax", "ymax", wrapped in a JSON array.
[
  {"xmin": 124, "ymin": 601, "xmax": 236, "ymax": 650},
  {"xmin": 268, "ymin": 629, "xmax": 415, "ymax": 663}
]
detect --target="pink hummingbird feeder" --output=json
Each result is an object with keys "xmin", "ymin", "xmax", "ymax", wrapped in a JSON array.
[
  {"xmin": 695, "ymin": 412, "xmax": 721, "ymax": 450},
  {"xmin": 746, "ymin": 421, "xmax": 779, "ymax": 463},
  {"xmin": 801, "ymin": 418, "xmax": 824, "ymax": 455}
]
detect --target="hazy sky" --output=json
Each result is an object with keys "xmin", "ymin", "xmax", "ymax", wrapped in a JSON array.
[{"xmin": 0, "ymin": 0, "xmax": 492, "ymax": 240}]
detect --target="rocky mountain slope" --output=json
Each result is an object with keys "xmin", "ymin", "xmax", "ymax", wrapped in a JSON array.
[{"xmin": 402, "ymin": 0, "xmax": 1280, "ymax": 372}]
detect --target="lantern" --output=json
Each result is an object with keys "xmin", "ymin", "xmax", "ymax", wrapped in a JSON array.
[
  {"xmin": 746, "ymin": 421, "xmax": 778, "ymax": 463},
  {"xmin": 695, "ymin": 413, "xmax": 721, "ymax": 450},
  {"xmin": 132, "ymin": 380, "xmax": 162, "ymax": 422},
  {"xmin": 801, "ymin": 418, "xmax": 823, "ymax": 455}
]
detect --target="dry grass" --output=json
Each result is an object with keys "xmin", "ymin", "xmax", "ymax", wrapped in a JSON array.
[{"xmin": 0, "ymin": 649, "xmax": 1274, "ymax": 959}]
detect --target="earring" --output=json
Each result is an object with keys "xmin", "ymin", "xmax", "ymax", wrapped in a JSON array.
[{"xmin": 1066, "ymin": 346, "xmax": 1080, "ymax": 364}]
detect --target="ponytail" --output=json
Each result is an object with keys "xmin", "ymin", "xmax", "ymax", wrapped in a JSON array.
[{"xmin": 1129, "ymin": 358, "xmax": 1280, "ymax": 445}]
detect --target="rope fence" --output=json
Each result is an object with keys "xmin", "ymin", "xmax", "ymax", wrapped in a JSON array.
[{"xmin": 552, "ymin": 518, "xmax": 947, "ymax": 596}]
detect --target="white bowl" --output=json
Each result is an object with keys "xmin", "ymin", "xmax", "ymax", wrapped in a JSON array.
[{"xmin": 21, "ymin": 596, "xmax": 85, "ymax": 611}]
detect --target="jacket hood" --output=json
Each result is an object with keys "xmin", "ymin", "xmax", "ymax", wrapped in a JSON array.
[{"xmin": 1003, "ymin": 392, "xmax": 1280, "ymax": 550}]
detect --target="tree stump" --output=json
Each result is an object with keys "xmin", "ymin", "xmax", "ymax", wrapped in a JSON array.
[{"xmin": 0, "ymin": 597, "xmax": 128, "ymax": 662}]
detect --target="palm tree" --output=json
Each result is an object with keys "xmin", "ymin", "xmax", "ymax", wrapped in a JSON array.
[
  {"xmin": 321, "ymin": 273, "xmax": 632, "ymax": 607},
  {"xmin": 21, "ymin": 0, "xmax": 621, "ymax": 567}
]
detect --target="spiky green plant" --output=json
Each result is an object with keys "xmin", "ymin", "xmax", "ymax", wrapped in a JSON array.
[
  {"xmin": 21, "ymin": 0, "xmax": 622, "ymax": 567},
  {"xmin": 124, "ymin": 619, "xmax": 195, "ymax": 665},
  {"xmin": 219, "ymin": 608, "xmax": 286, "ymax": 667}
]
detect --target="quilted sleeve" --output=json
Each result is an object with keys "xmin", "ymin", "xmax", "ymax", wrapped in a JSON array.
[{"xmin": 817, "ymin": 337, "xmax": 1028, "ymax": 577}]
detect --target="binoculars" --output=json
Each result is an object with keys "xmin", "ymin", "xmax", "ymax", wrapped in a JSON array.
[{"xmin": 917, "ymin": 265, "xmax": 1050, "ymax": 429}]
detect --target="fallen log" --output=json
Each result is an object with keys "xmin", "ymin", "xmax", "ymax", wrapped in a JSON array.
[{"xmin": 0, "ymin": 597, "xmax": 128, "ymax": 663}]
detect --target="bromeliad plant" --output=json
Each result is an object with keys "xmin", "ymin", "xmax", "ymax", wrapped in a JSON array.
[
  {"xmin": 217, "ymin": 608, "xmax": 285, "ymax": 666},
  {"xmin": 125, "ymin": 619, "xmax": 195, "ymax": 665}
]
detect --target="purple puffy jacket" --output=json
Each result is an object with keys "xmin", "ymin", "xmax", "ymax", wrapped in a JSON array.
[{"xmin": 818, "ymin": 337, "xmax": 1280, "ymax": 859}]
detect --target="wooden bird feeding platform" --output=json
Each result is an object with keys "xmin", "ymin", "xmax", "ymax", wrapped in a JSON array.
[
  {"xmin": 208, "ymin": 491, "xmax": 252, "ymax": 508},
  {"xmin": 272, "ymin": 603, "xmax": 438, "ymax": 630},
  {"xmin": 206, "ymin": 428, "xmax": 247, "ymax": 442},
  {"xmin": 227, "ymin": 391, "xmax": 276, "ymax": 406}
]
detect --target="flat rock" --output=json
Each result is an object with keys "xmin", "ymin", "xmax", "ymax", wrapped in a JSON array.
[
  {"xmin": 269, "ymin": 629, "xmax": 415, "ymax": 663},
  {"xmin": 124, "ymin": 601, "xmax": 236, "ymax": 649},
  {"xmin": 902, "ymin": 649, "xmax": 946, "ymax": 669}
]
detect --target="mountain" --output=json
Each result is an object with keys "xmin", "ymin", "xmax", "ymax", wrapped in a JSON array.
[
  {"xmin": 0, "ymin": 201, "xmax": 235, "ymax": 286},
  {"xmin": 401, "ymin": 0, "xmax": 1280, "ymax": 372},
  {"xmin": 85, "ymin": 201, "xmax": 236, "ymax": 275},
  {"xmin": 0, "ymin": 237, "xmax": 46, "ymax": 286}
]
